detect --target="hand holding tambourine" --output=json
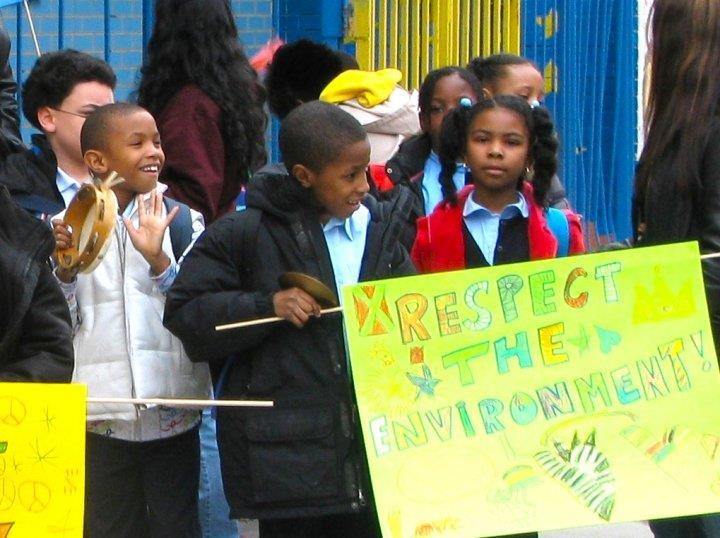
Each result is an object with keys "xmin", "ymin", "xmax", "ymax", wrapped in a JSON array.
[{"xmin": 53, "ymin": 171, "xmax": 124, "ymax": 280}]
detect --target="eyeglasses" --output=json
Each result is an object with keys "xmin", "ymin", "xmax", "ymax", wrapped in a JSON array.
[{"xmin": 50, "ymin": 107, "xmax": 92, "ymax": 119}]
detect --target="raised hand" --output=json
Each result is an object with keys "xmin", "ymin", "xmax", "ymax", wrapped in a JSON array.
[{"xmin": 123, "ymin": 190, "xmax": 179, "ymax": 275}]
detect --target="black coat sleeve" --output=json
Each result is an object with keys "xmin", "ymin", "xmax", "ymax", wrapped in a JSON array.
[
  {"xmin": 0, "ymin": 27, "xmax": 23, "ymax": 159},
  {"xmin": 699, "ymin": 120, "xmax": 720, "ymax": 349},
  {"xmin": 391, "ymin": 232, "xmax": 418, "ymax": 277},
  {"xmin": 163, "ymin": 212, "xmax": 275, "ymax": 363},
  {"xmin": 1, "ymin": 263, "xmax": 74, "ymax": 382}
]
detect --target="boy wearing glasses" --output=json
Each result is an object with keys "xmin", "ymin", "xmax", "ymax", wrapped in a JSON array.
[{"xmin": 0, "ymin": 49, "xmax": 116, "ymax": 218}]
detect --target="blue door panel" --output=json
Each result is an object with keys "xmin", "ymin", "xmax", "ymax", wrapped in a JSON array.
[{"xmin": 522, "ymin": 0, "xmax": 636, "ymax": 243}]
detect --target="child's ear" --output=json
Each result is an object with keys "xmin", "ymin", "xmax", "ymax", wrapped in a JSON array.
[
  {"xmin": 481, "ymin": 87, "xmax": 492, "ymax": 99},
  {"xmin": 84, "ymin": 150, "xmax": 109, "ymax": 176},
  {"xmin": 292, "ymin": 164, "xmax": 314, "ymax": 188},
  {"xmin": 36, "ymin": 106, "xmax": 56, "ymax": 134}
]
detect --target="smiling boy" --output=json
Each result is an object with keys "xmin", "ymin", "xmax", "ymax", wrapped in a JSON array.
[
  {"xmin": 53, "ymin": 103, "xmax": 210, "ymax": 537},
  {"xmin": 164, "ymin": 101, "xmax": 415, "ymax": 537}
]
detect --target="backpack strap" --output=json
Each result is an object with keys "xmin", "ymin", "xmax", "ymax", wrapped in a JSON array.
[
  {"xmin": 164, "ymin": 197, "xmax": 194, "ymax": 261},
  {"xmin": 546, "ymin": 207, "xmax": 570, "ymax": 257}
]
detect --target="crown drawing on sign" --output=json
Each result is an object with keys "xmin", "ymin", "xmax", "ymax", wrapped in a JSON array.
[{"xmin": 632, "ymin": 267, "xmax": 695, "ymax": 324}]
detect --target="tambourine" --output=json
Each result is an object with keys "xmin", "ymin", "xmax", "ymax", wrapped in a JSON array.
[{"xmin": 55, "ymin": 171, "xmax": 124, "ymax": 274}]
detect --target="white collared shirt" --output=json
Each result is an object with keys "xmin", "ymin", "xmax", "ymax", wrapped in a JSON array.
[{"xmin": 463, "ymin": 191, "xmax": 529, "ymax": 265}]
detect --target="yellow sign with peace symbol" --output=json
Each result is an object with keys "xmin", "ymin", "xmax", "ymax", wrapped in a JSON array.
[{"xmin": 0, "ymin": 384, "xmax": 85, "ymax": 537}]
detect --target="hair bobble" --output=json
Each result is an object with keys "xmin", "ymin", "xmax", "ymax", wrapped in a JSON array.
[{"xmin": 459, "ymin": 97, "xmax": 473, "ymax": 108}]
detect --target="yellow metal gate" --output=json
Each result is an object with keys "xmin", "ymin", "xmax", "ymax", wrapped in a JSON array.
[{"xmin": 346, "ymin": 0, "xmax": 521, "ymax": 89}]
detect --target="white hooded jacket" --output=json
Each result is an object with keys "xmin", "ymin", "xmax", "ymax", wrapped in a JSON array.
[{"xmin": 58, "ymin": 188, "xmax": 211, "ymax": 421}]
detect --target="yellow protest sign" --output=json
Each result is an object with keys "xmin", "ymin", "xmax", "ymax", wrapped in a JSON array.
[
  {"xmin": 0, "ymin": 383, "xmax": 85, "ymax": 537},
  {"xmin": 342, "ymin": 242, "xmax": 720, "ymax": 537}
]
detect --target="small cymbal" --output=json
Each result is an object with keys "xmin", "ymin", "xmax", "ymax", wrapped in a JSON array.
[{"xmin": 278, "ymin": 272, "xmax": 338, "ymax": 307}]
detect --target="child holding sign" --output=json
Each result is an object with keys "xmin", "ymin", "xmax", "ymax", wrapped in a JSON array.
[{"xmin": 411, "ymin": 95, "xmax": 584, "ymax": 273}]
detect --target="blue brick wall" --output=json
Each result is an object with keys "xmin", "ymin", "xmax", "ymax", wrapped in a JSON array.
[
  {"xmin": 232, "ymin": 0, "xmax": 273, "ymax": 51},
  {"xmin": 0, "ymin": 0, "xmax": 273, "ymax": 140}
]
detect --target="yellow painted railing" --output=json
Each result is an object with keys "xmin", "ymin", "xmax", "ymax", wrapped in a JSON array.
[{"xmin": 346, "ymin": 0, "xmax": 521, "ymax": 90}]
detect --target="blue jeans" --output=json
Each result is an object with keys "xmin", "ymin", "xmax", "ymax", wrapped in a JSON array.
[{"xmin": 199, "ymin": 408, "xmax": 237, "ymax": 538}]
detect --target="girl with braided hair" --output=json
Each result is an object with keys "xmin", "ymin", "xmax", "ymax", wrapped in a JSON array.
[{"xmin": 412, "ymin": 95, "xmax": 584, "ymax": 273}]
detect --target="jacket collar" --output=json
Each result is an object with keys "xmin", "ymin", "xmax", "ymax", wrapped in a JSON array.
[
  {"xmin": 385, "ymin": 134, "xmax": 432, "ymax": 184},
  {"xmin": 418, "ymin": 182, "xmax": 558, "ymax": 271}
]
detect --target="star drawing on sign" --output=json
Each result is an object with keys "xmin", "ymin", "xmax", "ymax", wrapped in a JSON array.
[{"xmin": 406, "ymin": 364, "xmax": 441, "ymax": 399}]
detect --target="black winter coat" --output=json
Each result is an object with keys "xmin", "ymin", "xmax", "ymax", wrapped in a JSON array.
[
  {"xmin": 0, "ymin": 186, "xmax": 73, "ymax": 381},
  {"xmin": 0, "ymin": 27, "xmax": 23, "ymax": 159},
  {"xmin": 0, "ymin": 134, "xmax": 63, "ymax": 216},
  {"xmin": 164, "ymin": 172, "xmax": 415, "ymax": 520}
]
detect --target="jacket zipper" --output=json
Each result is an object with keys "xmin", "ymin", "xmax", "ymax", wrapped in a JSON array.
[{"xmin": 117, "ymin": 221, "xmax": 139, "ymax": 417}]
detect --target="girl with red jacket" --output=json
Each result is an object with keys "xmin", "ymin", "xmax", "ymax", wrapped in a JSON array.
[{"xmin": 412, "ymin": 95, "xmax": 584, "ymax": 273}]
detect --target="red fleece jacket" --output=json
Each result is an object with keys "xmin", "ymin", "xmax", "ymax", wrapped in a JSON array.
[
  {"xmin": 156, "ymin": 85, "xmax": 242, "ymax": 225},
  {"xmin": 411, "ymin": 183, "xmax": 585, "ymax": 273}
]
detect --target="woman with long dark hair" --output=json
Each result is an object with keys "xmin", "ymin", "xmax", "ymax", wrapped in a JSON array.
[
  {"xmin": 136, "ymin": 0, "xmax": 267, "ymax": 225},
  {"xmin": 137, "ymin": 3, "xmax": 266, "ymax": 537},
  {"xmin": 634, "ymin": 2, "xmax": 720, "ymax": 533}
]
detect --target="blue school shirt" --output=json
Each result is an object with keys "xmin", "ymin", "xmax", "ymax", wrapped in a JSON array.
[
  {"xmin": 56, "ymin": 167, "xmax": 91, "ymax": 207},
  {"xmin": 463, "ymin": 192, "xmax": 528, "ymax": 265},
  {"xmin": 421, "ymin": 151, "xmax": 467, "ymax": 214},
  {"xmin": 322, "ymin": 204, "xmax": 370, "ymax": 303}
]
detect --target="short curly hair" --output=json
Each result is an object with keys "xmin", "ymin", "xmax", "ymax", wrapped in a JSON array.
[
  {"xmin": 265, "ymin": 39, "xmax": 355, "ymax": 120},
  {"xmin": 22, "ymin": 49, "xmax": 116, "ymax": 130}
]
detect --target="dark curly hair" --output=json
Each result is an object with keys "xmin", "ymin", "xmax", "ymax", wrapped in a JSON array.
[
  {"xmin": 136, "ymin": 0, "xmax": 267, "ymax": 175},
  {"xmin": 265, "ymin": 39, "xmax": 355, "ymax": 120},
  {"xmin": 438, "ymin": 95, "xmax": 558, "ymax": 206},
  {"xmin": 22, "ymin": 49, "xmax": 116, "ymax": 130}
]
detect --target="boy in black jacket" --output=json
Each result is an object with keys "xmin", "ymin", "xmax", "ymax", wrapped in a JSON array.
[{"xmin": 164, "ymin": 101, "xmax": 415, "ymax": 537}]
